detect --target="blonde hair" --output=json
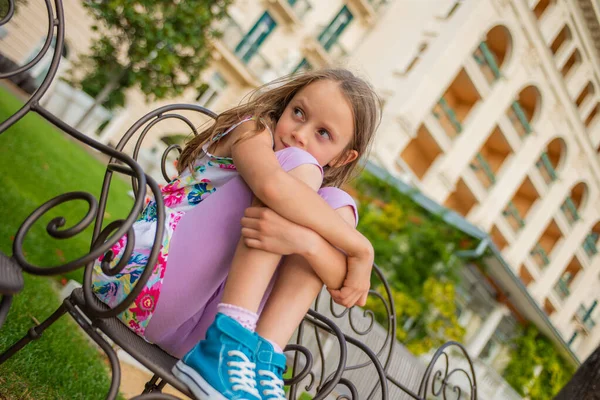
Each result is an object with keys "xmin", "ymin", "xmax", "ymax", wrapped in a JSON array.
[{"xmin": 178, "ymin": 68, "xmax": 381, "ymax": 187}]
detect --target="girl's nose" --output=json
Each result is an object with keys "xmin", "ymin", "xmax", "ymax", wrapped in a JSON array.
[{"xmin": 291, "ymin": 130, "xmax": 307, "ymax": 148}]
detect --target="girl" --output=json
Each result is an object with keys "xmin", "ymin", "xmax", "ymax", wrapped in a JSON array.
[{"xmin": 92, "ymin": 68, "xmax": 380, "ymax": 400}]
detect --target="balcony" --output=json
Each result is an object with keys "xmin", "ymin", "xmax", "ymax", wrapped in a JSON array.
[
  {"xmin": 433, "ymin": 97, "xmax": 463, "ymax": 137},
  {"xmin": 550, "ymin": 25, "xmax": 572, "ymax": 57},
  {"xmin": 575, "ymin": 82, "xmax": 594, "ymax": 111},
  {"xmin": 215, "ymin": 17, "xmax": 276, "ymax": 86},
  {"xmin": 544, "ymin": 298, "xmax": 557, "ymax": 316},
  {"xmin": 584, "ymin": 103, "xmax": 599, "ymax": 128},
  {"xmin": 470, "ymin": 153, "xmax": 496, "ymax": 188},
  {"xmin": 503, "ymin": 202, "xmax": 525, "ymax": 231},
  {"xmin": 506, "ymin": 101, "xmax": 532, "ymax": 137},
  {"xmin": 431, "ymin": 69, "xmax": 480, "ymax": 140},
  {"xmin": 473, "ymin": 42, "xmax": 501, "ymax": 84},
  {"xmin": 266, "ymin": 0, "xmax": 312, "ymax": 25},
  {"xmin": 576, "ymin": 301, "xmax": 598, "ymax": 333},
  {"xmin": 346, "ymin": 0, "xmax": 377, "ymax": 22},
  {"xmin": 519, "ymin": 264, "xmax": 535, "ymax": 286},
  {"xmin": 560, "ymin": 197, "xmax": 580, "ymax": 225},
  {"xmin": 530, "ymin": 243, "xmax": 551, "ymax": 269},
  {"xmin": 533, "ymin": 0, "xmax": 552, "ymax": 20},
  {"xmin": 553, "ymin": 276, "xmax": 571, "ymax": 301},
  {"xmin": 507, "ymin": 85, "xmax": 540, "ymax": 138},
  {"xmin": 560, "ymin": 49, "xmax": 582, "ymax": 80},
  {"xmin": 554, "ymin": 257, "xmax": 583, "ymax": 301},
  {"xmin": 444, "ymin": 178, "xmax": 478, "ymax": 216},
  {"xmin": 504, "ymin": 176, "xmax": 539, "ymax": 233},
  {"xmin": 535, "ymin": 152, "xmax": 558, "ymax": 184},
  {"xmin": 490, "ymin": 224, "xmax": 508, "ymax": 251},
  {"xmin": 472, "ymin": 26, "xmax": 511, "ymax": 86},
  {"xmin": 561, "ymin": 182, "xmax": 587, "ymax": 226},
  {"xmin": 471, "ymin": 125, "xmax": 512, "ymax": 190},
  {"xmin": 582, "ymin": 233, "xmax": 599, "ymax": 257},
  {"xmin": 530, "ymin": 219, "xmax": 563, "ymax": 269},
  {"xmin": 400, "ymin": 124, "xmax": 443, "ymax": 179},
  {"xmin": 582, "ymin": 223, "xmax": 600, "ymax": 258}
]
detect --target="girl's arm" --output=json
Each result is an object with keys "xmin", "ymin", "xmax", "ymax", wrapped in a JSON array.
[
  {"xmin": 241, "ymin": 205, "xmax": 371, "ymax": 308},
  {"xmin": 241, "ymin": 205, "xmax": 352, "ymax": 289},
  {"xmin": 229, "ymin": 122, "xmax": 373, "ymax": 260}
]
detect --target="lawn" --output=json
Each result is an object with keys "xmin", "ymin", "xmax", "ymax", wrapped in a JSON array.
[{"xmin": 0, "ymin": 85, "xmax": 134, "ymax": 399}]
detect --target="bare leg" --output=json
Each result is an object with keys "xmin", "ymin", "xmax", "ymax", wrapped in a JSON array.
[
  {"xmin": 220, "ymin": 237, "xmax": 282, "ymax": 313},
  {"xmin": 256, "ymin": 254, "xmax": 323, "ymax": 349}
]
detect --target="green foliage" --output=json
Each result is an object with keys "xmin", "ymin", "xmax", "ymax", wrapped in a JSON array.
[
  {"xmin": 503, "ymin": 326, "xmax": 574, "ymax": 399},
  {"xmin": 0, "ymin": 0, "xmax": 27, "ymax": 17},
  {"xmin": 68, "ymin": 0, "xmax": 232, "ymax": 109},
  {"xmin": 352, "ymin": 172, "xmax": 469, "ymax": 354},
  {"xmin": 0, "ymin": 88, "xmax": 129, "ymax": 398}
]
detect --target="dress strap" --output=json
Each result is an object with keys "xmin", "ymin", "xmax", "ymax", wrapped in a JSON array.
[{"xmin": 211, "ymin": 116, "xmax": 274, "ymax": 148}]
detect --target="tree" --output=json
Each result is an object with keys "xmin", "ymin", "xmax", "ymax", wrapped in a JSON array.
[
  {"xmin": 503, "ymin": 325, "xmax": 574, "ymax": 399},
  {"xmin": 0, "ymin": 0, "xmax": 28, "ymax": 18},
  {"xmin": 68, "ymin": 0, "xmax": 231, "ymax": 127},
  {"xmin": 554, "ymin": 345, "xmax": 600, "ymax": 400}
]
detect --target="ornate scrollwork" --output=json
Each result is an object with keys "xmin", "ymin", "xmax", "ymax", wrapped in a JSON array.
[
  {"xmin": 0, "ymin": 0, "xmax": 15, "ymax": 27},
  {"xmin": 418, "ymin": 341, "xmax": 477, "ymax": 400},
  {"xmin": 0, "ymin": 0, "xmax": 66, "ymax": 134}
]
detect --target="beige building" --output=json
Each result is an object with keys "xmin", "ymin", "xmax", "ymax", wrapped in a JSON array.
[
  {"xmin": 2, "ymin": 0, "xmax": 599, "ymax": 395},
  {"xmin": 353, "ymin": 0, "xmax": 600, "ymax": 364}
]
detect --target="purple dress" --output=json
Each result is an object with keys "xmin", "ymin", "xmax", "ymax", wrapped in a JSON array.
[{"xmin": 92, "ymin": 118, "xmax": 358, "ymax": 358}]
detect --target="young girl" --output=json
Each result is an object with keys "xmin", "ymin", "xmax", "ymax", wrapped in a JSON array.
[{"xmin": 92, "ymin": 68, "xmax": 380, "ymax": 400}]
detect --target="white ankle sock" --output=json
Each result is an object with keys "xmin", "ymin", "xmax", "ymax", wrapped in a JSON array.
[{"xmin": 217, "ymin": 303, "xmax": 258, "ymax": 331}]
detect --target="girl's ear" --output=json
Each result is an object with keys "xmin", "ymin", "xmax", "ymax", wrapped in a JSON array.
[{"xmin": 330, "ymin": 149, "xmax": 358, "ymax": 168}]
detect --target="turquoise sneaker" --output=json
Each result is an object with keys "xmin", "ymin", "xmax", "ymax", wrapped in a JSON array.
[
  {"xmin": 255, "ymin": 337, "xmax": 287, "ymax": 400},
  {"xmin": 172, "ymin": 313, "xmax": 261, "ymax": 400}
]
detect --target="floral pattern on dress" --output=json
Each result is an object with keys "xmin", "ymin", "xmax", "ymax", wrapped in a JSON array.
[{"xmin": 91, "ymin": 117, "xmax": 258, "ymax": 337}]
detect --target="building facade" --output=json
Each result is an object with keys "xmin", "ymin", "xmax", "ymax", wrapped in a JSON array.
[{"xmin": 352, "ymin": 0, "xmax": 600, "ymax": 364}]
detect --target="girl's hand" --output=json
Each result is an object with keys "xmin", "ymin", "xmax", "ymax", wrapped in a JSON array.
[
  {"xmin": 328, "ymin": 240, "xmax": 373, "ymax": 308},
  {"xmin": 241, "ymin": 206, "xmax": 314, "ymax": 256}
]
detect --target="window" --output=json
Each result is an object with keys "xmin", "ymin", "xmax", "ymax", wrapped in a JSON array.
[
  {"xmin": 288, "ymin": 0, "xmax": 312, "ymax": 19},
  {"xmin": 318, "ymin": 5, "xmax": 353, "ymax": 51},
  {"xmin": 235, "ymin": 12, "xmax": 277, "ymax": 64},
  {"xmin": 195, "ymin": 72, "xmax": 228, "ymax": 108},
  {"xmin": 293, "ymin": 58, "xmax": 312, "ymax": 74}
]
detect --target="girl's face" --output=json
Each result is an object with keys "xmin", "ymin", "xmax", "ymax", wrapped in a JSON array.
[{"xmin": 274, "ymin": 80, "xmax": 358, "ymax": 168}]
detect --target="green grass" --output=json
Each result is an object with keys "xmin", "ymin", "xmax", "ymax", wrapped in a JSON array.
[{"xmin": 0, "ymin": 85, "xmax": 133, "ymax": 399}]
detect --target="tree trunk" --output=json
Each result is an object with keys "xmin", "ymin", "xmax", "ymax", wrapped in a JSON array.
[
  {"xmin": 73, "ymin": 67, "xmax": 127, "ymax": 131},
  {"xmin": 554, "ymin": 345, "xmax": 600, "ymax": 400}
]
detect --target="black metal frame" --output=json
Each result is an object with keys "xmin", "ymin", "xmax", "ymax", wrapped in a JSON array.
[{"xmin": 0, "ymin": 1, "xmax": 478, "ymax": 399}]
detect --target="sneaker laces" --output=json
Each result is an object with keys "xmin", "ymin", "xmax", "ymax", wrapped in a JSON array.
[
  {"xmin": 258, "ymin": 370, "xmax": 286, "ymax": 399},
  {"xmin": 226, "ymin": 350, "xmax": 260, "ymax": 397}
]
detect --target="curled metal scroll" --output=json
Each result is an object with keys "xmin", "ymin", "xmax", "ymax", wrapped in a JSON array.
[
  {"xmin": 418, "ymin": 341, "xmax": 477, "ymax": 400},
  {"xmin": 335, "ymin": 378, "xmax": 359, "ymax": 400},
  {"xmin": 308, "ymin": 263, "xmax": 396, "ymax": 399},
  {"xmin": 0, "ymin": 0, "xmax": 15, "ymax": 26},
  {"xmin": 283, "ymin": 343, "xmax": 314, "ymax": 386},
  {"xmin": 161, "ymin": 144, "xmax": 182, "ymax": 182},
  {"xmin": 109, "ymin": 104, "xmax": 216, "ymax": 197},
  {"xmin": 0, "ymin": 0, "xmax": 65, "ymax": 133},
  {"xmin": 287, "ymin": 310, "xmax": 348, "ymax": 400}
]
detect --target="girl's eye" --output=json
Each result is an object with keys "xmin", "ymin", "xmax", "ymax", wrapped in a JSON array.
[
  {"xmin": 293, "ymin": 107, "xmax": 304, "ymax": 119},
  {"xmin": 318, "ymin": 129, "xmax": 331, "ymax": 140}
]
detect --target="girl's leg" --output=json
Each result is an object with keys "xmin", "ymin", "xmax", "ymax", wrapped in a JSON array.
[
  {"xmin": 219, "ymin": 218, "xmax": 283, "ymax": 313},
  {"xmin": 255, "ymin": 254, "xmax": 323, "ymax": 349}
]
